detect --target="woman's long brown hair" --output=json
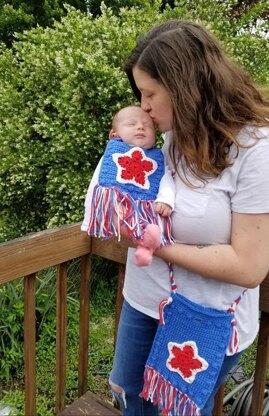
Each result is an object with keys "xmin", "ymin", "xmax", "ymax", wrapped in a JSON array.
[{"xmin": 124, "ymin": 19, "xmax": 269, "ymax": 183}]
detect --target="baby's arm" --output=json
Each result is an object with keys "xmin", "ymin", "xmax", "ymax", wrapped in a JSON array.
[{"xmin": 154, "ymin": 165, "xmax": 175, "ymax": 217}]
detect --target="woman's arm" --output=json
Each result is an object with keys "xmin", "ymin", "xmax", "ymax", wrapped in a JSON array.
[{"xmin": 155, "ymin": 212, "xmax": 269, "ymax": 288}]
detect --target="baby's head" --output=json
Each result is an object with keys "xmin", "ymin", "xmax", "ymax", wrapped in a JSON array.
[{"xmin": 110, "ymin": 106, "xmax": 156, "ymax": 149}]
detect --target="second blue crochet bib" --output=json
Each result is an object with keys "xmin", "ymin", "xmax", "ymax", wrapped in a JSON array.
[{"xmin": 141, "ymin": 292, "xmax": 234, "ymax": 415}]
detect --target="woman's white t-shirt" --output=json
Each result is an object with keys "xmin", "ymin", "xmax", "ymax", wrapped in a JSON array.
[{"xmin": 82, "ymin": 125, "xmax": 269, "ymax": 354}]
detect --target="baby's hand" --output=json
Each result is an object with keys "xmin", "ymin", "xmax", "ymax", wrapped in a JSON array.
[{"xmin": 154, "ymin": 202, "xmax": 172, "ymax": 217}]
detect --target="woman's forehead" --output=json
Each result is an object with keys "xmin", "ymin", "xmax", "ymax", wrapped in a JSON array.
[{"xmin": 132, "ymin": 66, "xmax": 158, "ymax": 90}]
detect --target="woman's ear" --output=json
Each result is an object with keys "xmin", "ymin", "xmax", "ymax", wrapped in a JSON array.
[{"xmin": 109, "ymin": 129, "xmax": 118, "ymax": 139}]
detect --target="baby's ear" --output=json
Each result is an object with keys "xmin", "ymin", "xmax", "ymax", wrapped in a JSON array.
[{"xmin": 109, "ymin": 129, "xmax": 118, "ymax": 139}]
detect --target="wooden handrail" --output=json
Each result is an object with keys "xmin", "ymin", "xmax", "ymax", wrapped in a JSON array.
[
  {"xmin": 0, "ymin": 224, "xmax": 268, "ymax": 416},
  {"xmin": 0, "ymin": 223, "xmax": 127, "ymax": 285}
]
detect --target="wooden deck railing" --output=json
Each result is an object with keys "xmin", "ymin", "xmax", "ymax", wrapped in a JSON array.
[
  {"xmin": 0, "ymin": 223, "xmax": 127, "ymax": 415},
  {"xmin": 0, "ymin": 223, "xmax": 268, "ymax": 416}
]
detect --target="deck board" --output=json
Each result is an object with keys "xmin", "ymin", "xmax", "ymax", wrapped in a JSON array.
[{"xmin": 60, "ymin": 391, "xmax": 121, "ymax": 415}]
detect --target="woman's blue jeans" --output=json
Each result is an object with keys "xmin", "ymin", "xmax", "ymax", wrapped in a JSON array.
[{"xmin": 109, "ymin": 300, "xmax": 243, "ymax": 416}]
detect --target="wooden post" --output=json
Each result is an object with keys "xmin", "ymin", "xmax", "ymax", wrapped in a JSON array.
[
  {"xmin": 78, "ymin": 254, "xmax": 91, "ymax": 397},
  {"xmin": 56, "ymin": 263, "xmax": 68, "ymax": 415},
  {"xmin": 114, "ymin": 263, "xmax": 125, "ymax": 344},
  {"xmin": 250, "ymin": 311, "xmax": 269, "ymax": 416},
  {"xmin": 24, "ymin": 273, "xmax": 36, "ymax": 416},
  {"xmin": 212, "ymin": 384, "xmax": 224, "ymax": 416}
]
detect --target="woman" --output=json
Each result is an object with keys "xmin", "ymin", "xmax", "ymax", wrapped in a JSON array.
[{"xmin": 107, "ymin": 19, "xmax": 269, "ymax": 416}]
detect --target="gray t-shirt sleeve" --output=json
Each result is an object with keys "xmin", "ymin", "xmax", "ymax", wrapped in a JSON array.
[{"xmin": 231, "ymin": 141, "xmax": 269, "ymax": 213}]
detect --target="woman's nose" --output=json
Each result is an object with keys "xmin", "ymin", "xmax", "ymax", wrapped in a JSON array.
[{"xmin": 141, "ymin": 97, "xmax": 151, "ymax": 112}]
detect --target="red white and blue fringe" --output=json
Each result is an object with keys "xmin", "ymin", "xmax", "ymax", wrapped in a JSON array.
[
  {"xmin": 141, "ymin": 366, "xmax": 201, "ymax": 416},
  {"xmin": 227, "ymin": 288, "xmax": 247, "ymax": 354},
  {"xmin": 159, "ymin": 297, "xmax": 173, "ymax": 326},
  {"xmin": 87, "ymin": 185, "xmax": 173, "ymax": 246}
]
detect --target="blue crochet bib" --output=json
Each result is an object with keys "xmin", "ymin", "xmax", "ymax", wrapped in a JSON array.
[
  {"xmin": 87, "ymin": 138, "xmax": 173, "ymax": 245},
  {"xmin": 98, "ymin": 139, "xmax": 164, "ymax": 200},
  {"xmin": 141, "ymin": 265, "xmax": 243, "ymax": 415}
]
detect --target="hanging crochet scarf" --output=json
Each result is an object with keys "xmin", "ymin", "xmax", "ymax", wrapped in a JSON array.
[
  {"xmin": 141, "ymin": 264, "xmax": 245, "ymax": 416},
  {"xmin": 87, "ymin": 138, "xmax": 173, "ymax": 245}
]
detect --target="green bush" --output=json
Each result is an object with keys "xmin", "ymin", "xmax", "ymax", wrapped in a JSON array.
[
  {"xmin": 0, "ymin": 258, "xmax": 118, "ymax": 415},
  {"xmin": 0, "ymin": 1, "xmax": 268, "ymax": 242},
  {"xmin": 0, "ymin": 283, "xmax": 24, "ymax": 381},
  {"xmin": 0, "ymin": 265, "xmax": 80, "ymax": 381},
  {"xmin": 0, "ymin": 2, "xmax": 162, "ymax": 241}
]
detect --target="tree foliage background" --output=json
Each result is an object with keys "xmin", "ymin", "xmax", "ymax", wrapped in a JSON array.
[
  {"xmin": 0, "ymin": 0, "xmax": 89, "ymax": 47},
  {"xmin": 0, "ymin": 0, "xmax": 268, "ymax": 242}
]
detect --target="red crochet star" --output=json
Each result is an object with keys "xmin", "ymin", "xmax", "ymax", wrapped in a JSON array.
[
  {"xmin": 112, "ymin": 148, "xmax": 157, "ymax": 189},
  {"xmin": 166, "ymin": 341, "xmax": 208, "ymax": 383}
]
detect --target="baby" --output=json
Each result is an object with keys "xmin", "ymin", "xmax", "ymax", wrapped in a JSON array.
[{"xmin": 81, "ymin": 105, "xmax": 175, "ymax": 266}]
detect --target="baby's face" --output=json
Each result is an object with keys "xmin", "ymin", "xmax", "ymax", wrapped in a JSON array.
[{"xmin": 114, "ymin": 107, "xmax": 156, "ymax": 149}]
